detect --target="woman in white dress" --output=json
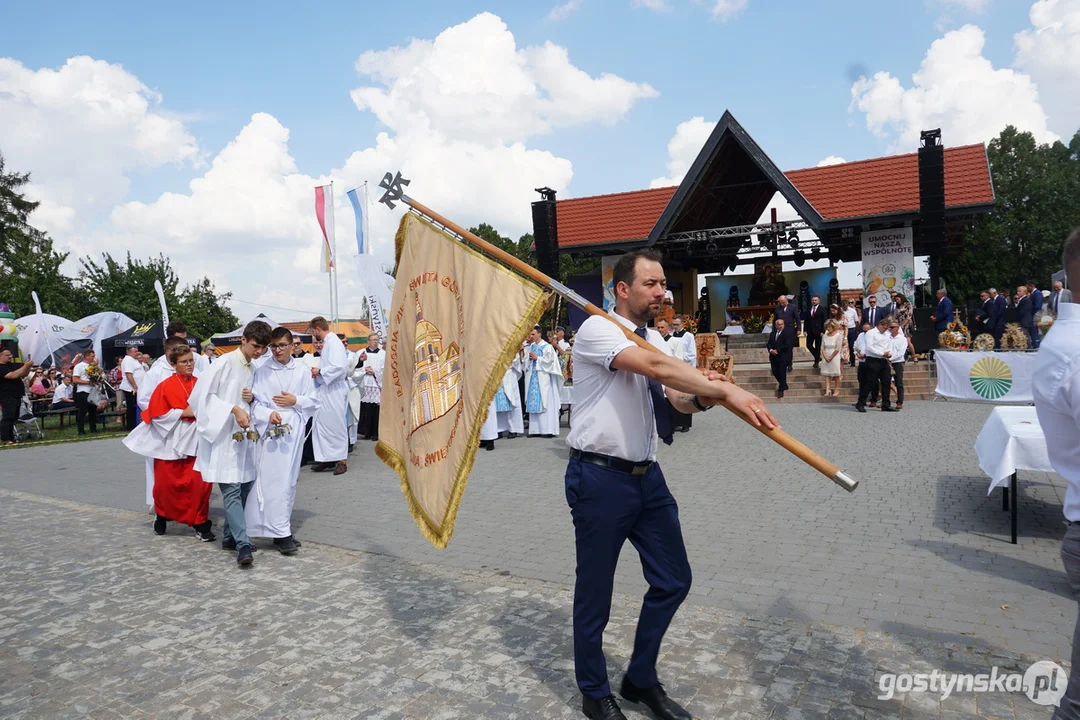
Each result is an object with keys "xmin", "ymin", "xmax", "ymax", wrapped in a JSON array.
[{"xmin": 820, "ymin": 319, "xmax": 844, "ymax": 397}]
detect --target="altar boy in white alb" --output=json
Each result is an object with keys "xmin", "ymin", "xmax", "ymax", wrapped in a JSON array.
[
  {"xmin": 495, "ymin": 350, "xmax": 525, "ymax": 438},
  {"xmin": 246, "ymin": 327, "xmax": 318, "ymax": 555},
  {"xmin": 188, "ymin": 320, "xmax": 270, "ymax": 567},
  {"xmin": 525, "ymin": 326, "xmax": 564, "ymax": 438},
  {"xmin": 308, "ymin": 317, "xmax": 350, "ymax": 475}
]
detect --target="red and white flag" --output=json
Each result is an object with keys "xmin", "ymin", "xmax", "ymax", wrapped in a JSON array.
[{"xmin": 314, "ymin": 184, "xmax": 335, "ymax": 273}]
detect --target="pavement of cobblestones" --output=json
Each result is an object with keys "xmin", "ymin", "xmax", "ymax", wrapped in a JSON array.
[
  {"xmin": 1, "ymin": 401, "xmax": 1070, "ymax": 665},
  {"xmin": 0, "ymin": 490, "xmax": 1059, "ymax": 719}
]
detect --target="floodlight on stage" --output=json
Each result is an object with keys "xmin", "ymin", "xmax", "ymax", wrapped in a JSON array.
[
  {"xmin": 705, "ymin": 242, "xmax": 718, "ymax": 254},
  {"xmin": 793, "ymin": 250, "xmax": 806, "ymax": 267},
  {"xmin": 788, "ymin": 230, "xmax": 800, "ymax": 248}
]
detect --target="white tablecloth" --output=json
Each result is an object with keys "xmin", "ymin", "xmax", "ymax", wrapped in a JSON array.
[
  {"xmin": 719, "ymin": 324, "xmax": 744, "ymax": 335},
  {"xmin": 974, "ymin": 406, "xmax": 1053, "ymax": 493},
  {"xmin": 560, "ymin": 385, "xmax": 574, "ymax": 405}
]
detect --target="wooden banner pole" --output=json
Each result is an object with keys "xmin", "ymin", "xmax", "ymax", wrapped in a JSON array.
[{"xmin": 400, "ymin": 195, "xmax": 858, "ymax": 493}]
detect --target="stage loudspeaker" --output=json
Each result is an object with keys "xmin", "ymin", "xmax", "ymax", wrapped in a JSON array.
[
  {"xmin": 918, "ymin": 129, "xmax": 945, "ymax": 256},
  {"xmin": 532, "ymin": 189, "xmax": 559, "ymax": 279}
]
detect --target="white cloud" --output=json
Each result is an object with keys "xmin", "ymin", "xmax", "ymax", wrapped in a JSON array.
[
  {"xmin": 0, "ymin": 56, "xmax": 198, "ymax": 231},
  {"xmin": 817, "ymin": 156, "xmax": 847, "ymax": 166},
  {"xmin": 938, "ymin": 0, "xmax": 991, "ymax": 11},
  {"xmin": 850, "ymin": 24, "xmax": 1056, "ymax": 151},
  {"xmin": 650, "ymin": 116, "xmax": 715, "ymax": 187},
  {"xmin": 548, "ymin": 0, "xmax": 582, "ymax": 20},
  {"xmin": 710, "ymin": 0, "xmax": 748, "ymax": 20},
  {"xmin": 351, "ymin": 12, "xmax": 656, "ymax": 146},
  {"xmin": 632, "ymin": 0, "xmax": 671, "ymax": 10},
  {"xmin": 86, "ymin": 12, "xmax": 652, "ymax": 321},
  {"xmin": 1014, "ymin": 0, "xmax": 1080, "ymax": 139}
]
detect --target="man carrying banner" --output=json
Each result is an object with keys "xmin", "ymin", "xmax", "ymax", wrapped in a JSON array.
[
  {"xmin": 567, "ymin": 249, "xmax": 777, "ymax": 720},
  {"xmin": 308, "ymin": 317, "xmax": 349, "ymax": 475}
]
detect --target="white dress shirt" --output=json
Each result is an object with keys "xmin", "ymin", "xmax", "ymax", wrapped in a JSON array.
[
  {"xmin": 853, "ymin": 332, "xmax": 868, "ymax": 364},
  {"xmin": 566, "ymin": 310, "xmax": 672, "ymax": 463},
  {"xmin": 862, "ymin": 327, "xmax": 893, "ymax": 359},
  {"xmin": 843, "ymin": 307, "xmax": 858, "ymax": 329},
  {"xmin": 52, "ymin": 383, "xmax": 73, "ymax": 404},
  {"xmin": 890, "ymin": 331, "xmax": 908, "ymax": 364},
  {"xmin": 1033, "ymin": 302, "xmax": 1080, "ymax": 521},
  {"xmin": 73, "ymin": 362, "xmax": 92, "ymax": 394},
  {"xmin": 119, "ymin": 354, "xmax": 142, "ymax": 392}
]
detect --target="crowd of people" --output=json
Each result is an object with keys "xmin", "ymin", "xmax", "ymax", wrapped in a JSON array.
[{"xmin": 765, "ymin": 291, "xmax": 918, "ymax": 409}]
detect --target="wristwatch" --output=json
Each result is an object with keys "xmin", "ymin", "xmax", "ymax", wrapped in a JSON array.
[{"xmin": 691, "ymin": 395, "xmax": 712, "ymax": 412}]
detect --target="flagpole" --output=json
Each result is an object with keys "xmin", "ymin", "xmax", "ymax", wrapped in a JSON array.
[
  {"xmin": 395, "ymin": 193, "xmax": 858, "ymax": 493},
  {"xmin": 331, "ymin": 181, "xmax": 340, "ymax": 332},
  {"xmin": 363, "ymin": 180, "xmax": 371, "ymax": 326}
]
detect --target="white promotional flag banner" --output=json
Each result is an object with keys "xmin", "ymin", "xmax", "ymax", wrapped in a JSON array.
[
  {"xmin": 861, "ymin": 227, "xmax": 914, "ymax": 306},
  {"xmin": 935, "ymin": 351, "xmax": 1038, "ymax": 403},
  {"xmin": 154, "ymin": 279, "xmax": 170, "ymax": 327}
]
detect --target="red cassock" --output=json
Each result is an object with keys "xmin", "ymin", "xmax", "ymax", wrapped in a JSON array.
[{"xmin": 144, "ymin": 373, "xmax": 212, "ymax": 527}]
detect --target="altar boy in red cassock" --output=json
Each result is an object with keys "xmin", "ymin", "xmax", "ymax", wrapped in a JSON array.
[{"xmin": 124, "ymin": 343, "xmax": 215, "ymax": 541}]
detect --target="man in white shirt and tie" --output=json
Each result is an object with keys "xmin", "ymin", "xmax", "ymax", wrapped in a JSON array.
[
  {"xmin": 566, "ymin": 248, "xmax": 776, "ymax": 720},
  {"xmin": 1034, "ymin": 228, "xmax": 1080, "ymax": 718},
  {"xmin": 855, "ymin": 317, "xmax": 896, "ymax": 412}
]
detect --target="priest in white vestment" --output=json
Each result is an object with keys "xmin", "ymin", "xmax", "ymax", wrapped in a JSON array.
[
  {"xmin": 245, "ymin": 328, "xmax": 318, "ymax": 555},
  {"xmin": 357, "ymin": 333, "xmax": 384, "ymax": 441},
  {"xmin": 346, "ymin": 348, "xmax": 362, "ymax": 448},
  {"xmin": 308, "ymin": 318, "xmax": 349, "ymax": 474},
  {"xmin": 668, "ymin": 315, "xmax": 697, "ymax": 432},
  {"xmin": 524, "ymin": 326, "xmax": 564, "ymax": 437},
  {"xmin": 188, "ymin": 320, "xmax": 271, "ymax": 567},
  {"xmin": 495, "ymin": 350, "xmax": 525, "ymax": 437}
]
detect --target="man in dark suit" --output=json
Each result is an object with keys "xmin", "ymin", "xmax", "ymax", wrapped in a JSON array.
[
  {"xmin": 767, "ymin": 319, "xmax": 794, "ymax": 399},
  {"xmin": 1016, "ymin": 285, "xmax": 1036, "ymax": 345},
  {"xmin": 973, "ymin": 290, "xmax": 992, "ymax": 337},
  {"xmin": 1026, "ymin": 280, "xmax": 1043, "ymax": 348},
  {"xmin": 803, "ymin": 295, "xmax": 826, "ymax": 368},
  {"xmin": 989, "ymin": 288, "xmax": 1007, "ymax": 348},
  {"xmin": 773, "ymin": 294, "xmax": 798, "ymax": 372},
  {"xmin": 929, "ymin": 289, "xmax": 954, "ymax": 338},
  {"xmin": 883, "ymin": 294, "xmax": 898, "ymax": 320},
  {"xmin": 862, "ymin": 295, "xmax": 885, "ymax": 329}
]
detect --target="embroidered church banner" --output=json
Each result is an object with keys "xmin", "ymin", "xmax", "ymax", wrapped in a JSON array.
[{"xmin": 376, "ymin": 213, "xmax": 548, "ymax": 548}]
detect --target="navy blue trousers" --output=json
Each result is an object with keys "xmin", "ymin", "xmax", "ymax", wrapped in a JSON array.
[{"xmin": 565, "ymin": 458, "xmax": 692, "ymax": 699}]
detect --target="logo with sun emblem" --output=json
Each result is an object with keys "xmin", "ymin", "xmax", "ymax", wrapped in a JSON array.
[{"xmin": 969, "ymin": 356, "xmax": 1013, "ymax": 400}]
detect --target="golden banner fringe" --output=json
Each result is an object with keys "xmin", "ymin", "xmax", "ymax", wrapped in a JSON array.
[{"xmin": 375, "ymin": 213, "xmax": 549, "ymax": 549}]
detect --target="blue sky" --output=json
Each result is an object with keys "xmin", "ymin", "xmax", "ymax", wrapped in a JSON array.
[{"xmin": 1, "ymin": 0, "xmax": 1072, "ymax": 320}]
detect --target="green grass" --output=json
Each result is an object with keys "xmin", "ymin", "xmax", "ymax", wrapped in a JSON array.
[{"xmin": 2, "ymin": 411, "xmax": 128, "ymax": 450}]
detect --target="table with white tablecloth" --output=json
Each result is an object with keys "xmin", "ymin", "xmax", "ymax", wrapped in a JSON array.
[{"xmin": 973, "ymin": 406, "xmax": 1054, "ymax": 543}]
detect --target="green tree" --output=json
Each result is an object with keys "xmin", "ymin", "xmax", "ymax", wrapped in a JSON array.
[
  {"xmin": 78, "ymin": 252, "xmax": 183, "ymax": 321},
  {"xmin": 941, "ymin": 125, "xmax": 1080, "ymax": 304},
  {"xmin": 0, "ymin": 154, "xmax": 91, "ymax": 318},
  {"xmin": 175, "ymin": 277, "xmax": 240, "ymax": 339},
  {"xmin": 78, "ymin": 252, "xmax": 238, "ymax": 339}
]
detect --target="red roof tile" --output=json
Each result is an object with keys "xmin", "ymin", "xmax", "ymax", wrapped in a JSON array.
[
  {"xmin": 785, "ymin": 144, "xmax": 993, "ymax": 222},
  {"xmin": 556, "ymin": 144, "xmax": 993, "ymax": 248},
  {"xmin": 557, "ymin": 186, "xmax": 675, "ymax": 249}
]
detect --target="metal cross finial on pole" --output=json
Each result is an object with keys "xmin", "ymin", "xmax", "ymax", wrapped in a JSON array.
[{"xmin": 378, "ymin": 170, "xmax": 858, "ymax": 493}]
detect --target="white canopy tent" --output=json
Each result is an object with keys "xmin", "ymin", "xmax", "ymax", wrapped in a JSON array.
[
  {"xmin": 14, "ymin": 313, "xmax": 71, "ymax": 364},
  {"xmin": 53, "ymin": 312, "xmax": 137, "ymax": 361}
]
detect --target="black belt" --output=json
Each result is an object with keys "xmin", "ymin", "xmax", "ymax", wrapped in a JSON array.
[{"xmin": 569, "ymin": 449, "xmax": 653, "ymax": 476}]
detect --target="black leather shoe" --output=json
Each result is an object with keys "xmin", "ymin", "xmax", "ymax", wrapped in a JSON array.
[
  {"xmin": 582, "ymin": 694, "xmax": 627, "ymax": 720},
  {"xmin": 881, "ymin": 406, "xmax": 898, "ymax": 412},
  {"xmin": 619, "ymin": 678, "xmax": 691, "ymax": 720},
  {"xmin": 855, "ymin": 405, "xmax": 866, "ymax": 413}
]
